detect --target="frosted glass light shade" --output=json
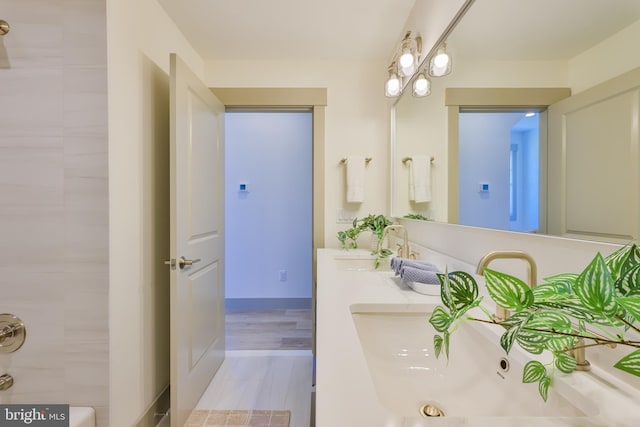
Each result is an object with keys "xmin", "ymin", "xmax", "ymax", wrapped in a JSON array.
[
  {"xmin": 429, "ymin": 46, "xmax": 452, "ymax": 77},
  {"xmin": 385, "ymin": 73, "xmax": 401, "ymax": 97},
  {"xmin": 398, "ymin": 50, "xmax": 417, "ymax": 77},
  {"xmin": 412, "ymin": 73, "xmax": 431, "ymax": 97}
]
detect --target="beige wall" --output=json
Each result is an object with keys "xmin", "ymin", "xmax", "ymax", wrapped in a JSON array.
[
  {"xmin": 0, "ymin": 0, "xmax": 109, "ymax": 424},
  {"xmin": 569, "ymin": 18, "xmax": 640, "ymax": 93},
  {"xmin": 107, "ymin": 0, "xmax": 204, "ymax": 425},
  {"xmin": 205, "ymin": 60, "xmax": 391, "ymax": 247}
]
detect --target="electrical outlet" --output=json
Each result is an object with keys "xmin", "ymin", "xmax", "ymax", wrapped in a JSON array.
[
  {"xmin": 279, "ymin": 270, "xmax": 287, "ymax": 282},
  {"xmin": 337, "ymin": 208, "xmax": 357, "ymax": 224}
]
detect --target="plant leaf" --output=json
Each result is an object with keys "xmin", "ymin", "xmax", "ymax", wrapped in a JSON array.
[
  {"xmin": 542, "ymin": 273, "xmax": 579, "ymax": 285},
  {"xmin": 438, "ymin": 271, "xmax": 478, "ymax": 312},
  {"xmin": 444, "ymin": 331, "xmax": 450, "ymax": 359},
  {"xmin": 617, "ymin": 297, "xmax": 640, "ymax": 323},
  {"xmin": 605, "ymin": 243, "xmax": 640, "ymax": 280},
  {"xmin": 615, "ymin": 263, "xmax": 640, "ymax": 297},
  {"xmin": 499, "ymin": 313, "xmax": 531, "ymax": 354},
  {"xmin": 438, "ymin": 269, "xmax": 454, "ymax": 313},
  {"xmin": 532, "ymin": 282, "xmax": 573, "ymax": 301},
  {"xmin": 524, "ymin": 311, "xmax": 573, "ymax": 337},
  {"xmin": 433, "ymin": 334, "xmax": 443, "ymax": 359},
  {"xmin": 538, "ymin": 376, "xmax": 551, "ymax": 402},
  {"xmin": 574, "ymin": 253, "xmax": 617, "ymax": 317},
  {"xmin": 614, "ymin": 349, "xmax": 640, "ymax": 377},
  {"xmin": 484, "ymin": 268, "xmax": 534, "ymax": 311},
  {"xmin": 546, "ymin": 335, "xmax": 576, "ymax": 353},
  {"xmin": 533, "ymin": 301, "xmax": 618, "ymax": 326},
  {"xmin": 516, "ymin": 328, "xmax": 547, "ymax": 354},
  {"xmin": 500, "ymin": 325, "xmax": 519, "ymax": 354},
  {"xmin": 522, "ymin": 360, "xmax": 546, "ymax": 383},
  {"xmin": 429, "ymin": 306, "xmax": 452, "ymax": 333},
  {"xmin": 555, "ymin": 351, "xmax": 577, "ymax": 373}
]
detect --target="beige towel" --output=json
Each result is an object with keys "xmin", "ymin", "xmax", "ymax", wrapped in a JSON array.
[
  {"xmin": 410, "ymin": 155, "xmax": 431, "ymax": 203},
  {"xmin": 346, "ymin": 156, "xmax": 366, "ymax": 203}
]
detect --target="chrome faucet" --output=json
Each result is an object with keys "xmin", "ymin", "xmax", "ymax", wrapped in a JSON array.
[
  {"xmin": 380, "ymin": 225, "xmax": 410, "ymax": 258},
  {"xmin": 476, "ymin": 251, "xmax": 537, "ymax": 320}
]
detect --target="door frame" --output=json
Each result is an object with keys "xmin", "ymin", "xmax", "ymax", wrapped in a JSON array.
[
  {"xmin": 444, "ymin": 87, "xmax": 571, "ymax": 232},
  {"xmin": 210, "ymin": 87, "xmax": 326, "ymax": 352}
]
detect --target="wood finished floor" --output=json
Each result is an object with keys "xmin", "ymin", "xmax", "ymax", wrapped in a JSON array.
[
  {"xmin": 225, "ymin": 309, "xmax": 313, "ymax": 351},
  {"xmin": 189, "ymin": 309, "xmax": 314, "ymax": 427},
  {"xmin": 195, "ymin": 351, "xmax": 312, "ymax": 427},
  {"xmin": 159, "ymin": 310, "xmax": 314, "ymax": 427}
]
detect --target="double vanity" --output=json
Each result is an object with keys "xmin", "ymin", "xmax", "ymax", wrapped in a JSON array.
[{"xmin": 315, "ymin": 247, "xmax": 640, "ymax": 426}]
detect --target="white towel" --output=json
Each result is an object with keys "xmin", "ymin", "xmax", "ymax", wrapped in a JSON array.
[
  {"xmin": 409, "ymin": 155, "xmax": 431, "ymax": 203},
  {"xmin": 346, "ymin": 156, "xmax": 366, "ymax": 203}
]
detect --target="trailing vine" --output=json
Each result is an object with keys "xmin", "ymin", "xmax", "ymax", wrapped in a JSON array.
[{"xmin": 430, "ymin": 243, "xmax": 640, "ymax": 401}]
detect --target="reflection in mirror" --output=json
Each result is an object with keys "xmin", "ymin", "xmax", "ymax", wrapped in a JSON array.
[
  {"xmin": 458, "ymin": 110, "xmax": 540, "ymax": 233},
  {"xmin": 391, "ymin": 0, "xmax": 640, "ymax": 243}
]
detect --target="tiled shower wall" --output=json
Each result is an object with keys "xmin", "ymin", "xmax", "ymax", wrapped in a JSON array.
[{"xmin": 0, "ymin": 1, "xmax": 109, "ymax": 425}]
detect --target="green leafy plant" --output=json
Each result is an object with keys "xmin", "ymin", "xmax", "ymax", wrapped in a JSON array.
[
  {"xmin": 403, "ymin": 213, "xmax": 431, "ymax": 221},
  {"xmin": 430, "ymin": 243, "xmax": 640, "ymax": 401},
  {"xmin": 337, "ymin": 214, "xmax": 394, "ymax": 268}
]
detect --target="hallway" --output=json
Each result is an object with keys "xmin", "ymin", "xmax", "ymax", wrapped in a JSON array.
[{"xmin": 177, "ymin": 309, "xmax": 314, "ymax": 427}]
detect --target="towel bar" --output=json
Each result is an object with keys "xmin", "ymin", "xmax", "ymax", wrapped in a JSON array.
[
  {"xmin": 340, "ymin": 157, "xmax": 372, "ymax": 164},
  {"xmin": 402, "ymin": 156, "xmax": 434, "ymax": 164}
]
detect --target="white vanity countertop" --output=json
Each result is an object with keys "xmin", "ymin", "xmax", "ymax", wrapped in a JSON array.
[{"xmin": 315, "ymin": 248, "xmax": 640, "ymax": 427}]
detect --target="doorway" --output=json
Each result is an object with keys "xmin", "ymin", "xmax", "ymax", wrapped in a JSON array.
[
  {"xmin": 224, "ymin": 109, "xmax": 313, "ymax": 310},
  {"xmin": 458, "ymin": 110, "xmax": 540, "ymax": 232},
  {"xmin": 444, "ymin": 87, "xmax": 572, "ymax": 230},
  {"xmin": 211, "ymin": 87, "xmax": 327, "ymax": 354}
]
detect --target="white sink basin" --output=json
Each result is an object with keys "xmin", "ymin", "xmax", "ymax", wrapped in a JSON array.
[{"xmin": 351, "ymin": 305, "xmax": 598, "ymax": 418}]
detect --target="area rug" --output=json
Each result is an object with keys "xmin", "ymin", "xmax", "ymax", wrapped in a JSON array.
[{"xmin": 184, "ymin": 409, "xmax": 290, "ymax": 427}]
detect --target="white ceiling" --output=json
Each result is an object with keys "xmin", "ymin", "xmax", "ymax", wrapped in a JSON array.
[
  {"xmin": 448, "ymin": 0, "xmax": 640, "ymax": 61},
  {"xmin": 156, "ymin": 0, "xmax": 416, "ymax": 61},
  {"xmin": 157, "ymin": 0, "xmax": 640, "ymax": 64}
]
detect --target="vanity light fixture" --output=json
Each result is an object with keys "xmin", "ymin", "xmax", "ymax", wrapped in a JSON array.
[
  {"xmin": 428, "ymin": 43, "xmax": 452, "ymax": 77},
  {"xmin": 385, "ymin": 62, "xmax": 402, "ymax": 98},
  {"xmin": 412, "ymin": 71, "xmax": 431, "ymax": 97},
  {"xmin": 384, "ymin": 31, "xmax": 423, "ymax": 97}
]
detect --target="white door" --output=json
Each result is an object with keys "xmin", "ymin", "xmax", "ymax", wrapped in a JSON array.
[
  {"xmin": 169, "ymin": 53, "xmax": 225, "ymax": 426},
  {"xmin": 547, "ymin": 69, "xmax": 640, "ymax": 241}
]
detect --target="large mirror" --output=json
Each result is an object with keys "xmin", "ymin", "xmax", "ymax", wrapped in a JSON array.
[{"xmin": 391, "ymin": 0, "xmax": 640, "ymax": 242}]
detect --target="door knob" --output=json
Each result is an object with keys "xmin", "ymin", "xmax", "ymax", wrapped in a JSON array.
[
  {"xmin": 178, "ymin": 257, "xmax": 201, "ymax": 269},
  {"xmin": 164, "ymin": 257, "xmax": 201, "ymax": 270}
]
